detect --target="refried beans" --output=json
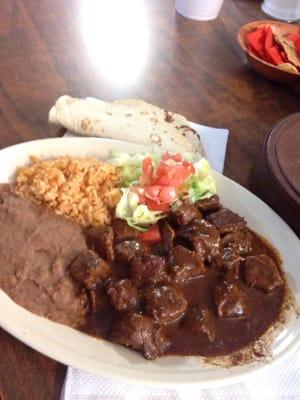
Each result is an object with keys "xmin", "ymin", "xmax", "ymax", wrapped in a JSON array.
[{"xmin": 0, "ymin": 184, "xmax": 88, "ymax": 327}]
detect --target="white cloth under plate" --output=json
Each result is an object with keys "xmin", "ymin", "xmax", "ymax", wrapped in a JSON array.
[{"xmin": 63, "ymin": 122, "xmax": 229, "ymax": 173}]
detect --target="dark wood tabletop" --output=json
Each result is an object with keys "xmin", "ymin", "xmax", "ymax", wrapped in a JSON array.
[{"xmin": 0, "ymin": 0, "xmax": 299, "ymax": 399}]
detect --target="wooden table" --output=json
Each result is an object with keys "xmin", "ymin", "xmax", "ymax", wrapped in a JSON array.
[{"xmin": 0, "ymin": 0, "xmax": 299, "ymax": 398}]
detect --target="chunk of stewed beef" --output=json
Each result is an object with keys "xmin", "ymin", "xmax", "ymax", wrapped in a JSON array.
[
  {"xmin": 222, "ymin": 230, "xmax": 253, "ymax": 256},
  {"xmin": 112, "ymin": 218, "xmax": 140, "ymax": 242},
  {"xmin": 244, "ymin": 254, "xmax": 283, "ymax": 293},
  {"xmin": 215, "ymin": 280, "xmax": 249, "ymax": 318},
  {"xmin": 110, "ymin": 312, "xmax": 170, "ymax": 359},
  {"xmin": 183, "ymin": 306, "xmax": 216, "ymax": 342},
  {"xmin": 106, "ymin": 278, "xmax": 139, "ymax": 311},
  {"xmin": 168, "ymin": 245, "xmax": 205, "ymax": 282},
  {"xmin": 220, "ymin": 246, "xmax": 243, "ymax": 279},
  {"xmin": 88, "ymin": 286, "xmax": 110, "ymax": 313},
  {"xmin": 150, "ymin": 242, "xmax": 165, "ymax": 257},
  {"xmin": 170, "ymin": 203, "xmax": 202, "ymax": 226},
  {"xmin": 192, "ymin": 237, "xmax": 207, "ymax": 259},
  {"xmin": 85, "ymin": 226, "xmax": 114, "ymax": 262},
  {"xmin": 159, "ymin": 219, "xmax": 175, "ymax": 253},
  {"xmin": 130, "ymin": 254, "xmax": 170, "ymax": 287},
  {"xmin": 195, "ymin": 195, "xmax": 221, "ymax": 215},
  {"xmin": 206, "ymin": 208, "xmax": 246, "ymax": 234},
  {"xmin": 114, "ymin": 240, "xmax": 149, "ymax": 265},
  {"xmin": 143, "ymin": 284, "xmax": 187, "ymax": 324},
  {"xmin": 177, "ymin": 219, "xmax": 220, "ymax": 262},
  {"xmin": 69, "ymin": 250, "xmax": 112, "ymax": 290}
]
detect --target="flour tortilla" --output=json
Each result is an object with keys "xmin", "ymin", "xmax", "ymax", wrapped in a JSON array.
[
  {"xmin": 49, "ymin": 96, "xmax": 205, "ymax": 156},
  {"xmin": 113, "ymin": 98, "xmax": 205, "ymax": 155}
]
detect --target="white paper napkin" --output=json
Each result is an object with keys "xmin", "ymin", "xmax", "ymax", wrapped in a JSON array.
[
  {"xmin": 188, "ymin": 122, "xmax": 228, "ymax": 173},
  {"xmin": 62, "ymin": 348, "xmax": 300, "ymax": 400}
]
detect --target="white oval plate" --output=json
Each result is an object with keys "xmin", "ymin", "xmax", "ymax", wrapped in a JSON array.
[{"xmin": 0, "ymin": 137, "xmax": 299, "ymax": 388}]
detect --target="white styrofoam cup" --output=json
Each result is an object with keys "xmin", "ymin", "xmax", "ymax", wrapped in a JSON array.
[
  {"xmin": 261, "ymin": 0, "xmax": 300, "ymax": 22},
  {"xmin": 175, "ymin": 0, "xmax": 224, "ymax": 21}
]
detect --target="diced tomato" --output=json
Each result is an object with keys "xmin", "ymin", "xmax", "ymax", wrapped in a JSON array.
[
  {"xmin": 158, "ymin": 186, "xmax": 177, "ymax": 204},
  {"xmin": 139, "ymin": 195, "xmax": 146, "ymax": 204},
  {"xmin": 163, "ymin": 176, "xmax": 179, "ymax": 189},
  {"xmin": 162, "ymin": 152, "xmax": 171, "ymax": 161},
  {"xmin": 162, "ymin": 174, "xmax": 178, "ymax": 188},
  {"xmin": 162, "ymin": 152, "xmax": 182, "ymax": 162},
  {"xmin": 155, "ymin": 170, "xmax": 179, "ymax": 189},
  {"xmin": 288, "ymin": 33, "xmax": 300, "ymax": 43},
  {"xmin": 144, "ymin": 185, "xmax": 162, "ymax": 200},
  {"xmin": 156, "ymin": 161, "xmax": 170, "ymax": 178},
  {"xmin": 141, "ymin": 157, "xmax": 154, "ymax": 185},
  {"xmin": 156, "ymin": 160, "xmax": 194, "ymax": 188},
  {"xmin": 139, "ymin": 225, "xmax": 162, "ymax": 244},
  {"xmin": 171, "ymin": 154, "xmax": 182, "ymax": 162},
  {"xmin": 172, "ymin": 164, "xmax": 194, "ymax": 186},
  {"xmin": 265, "ymin": 45, "xmax": 284, "ymax": 65},
  {"xmin": 247, "ymin": 28, "xmax": 267, "ymax": 60},
  {"xmin": 137, "ymin": 152, "xmax": 196, "ymax": 210},
  {"xmin": 182, "ymin": 160, "xmax": 195, "ymax": 175},
  {"xmin": 295, "ymin": 37, "xmax": 300, "ymax": 57},
  {"xmin": 144, "ymin": 185, "xmax": 177, "ymax": 204},
  {"xmin": 155, "ymin": 173, "xmax": 171, "ymax": 186},
  {"xmin": 145, "ymin": 198, "xmax": 170, "ymax": 212}
]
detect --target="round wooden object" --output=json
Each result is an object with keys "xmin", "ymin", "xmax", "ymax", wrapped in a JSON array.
[{"xmin": 250, "ymin": 113, "xmax": 300, "ymax": 236}]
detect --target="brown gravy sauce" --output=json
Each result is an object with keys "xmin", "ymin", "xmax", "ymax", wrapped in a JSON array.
[{"xmin": 79, "ymin": 231, "xmax": 286, "ymax": 358}]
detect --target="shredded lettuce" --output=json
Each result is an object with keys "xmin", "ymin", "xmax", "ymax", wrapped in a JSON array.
[
  {"xmin": 115, "ymin": 188, "xmax": 164, "ymax": 231},
  {"xmin": 108, "ymin": 151, "xmax": 143, "ymax": 187},
  {"xmin": 108, "ymin": 151, "xmax": 159, "ymax": 187},
  {"xmin": 112, "ymin": 152, "xmax": 217, "ymax": 229},
  {"xmin": 186, "ymin": 158, "xmax": 217, "ymax": 202},
  {"xmin": 108, "ymin": 150, "xmax": 195, "ymax": 187}
]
